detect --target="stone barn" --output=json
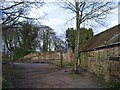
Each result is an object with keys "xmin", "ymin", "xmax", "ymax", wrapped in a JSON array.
[{"xmin": 79, "ymin": 24, "xmax": 120, "ymax": 82}]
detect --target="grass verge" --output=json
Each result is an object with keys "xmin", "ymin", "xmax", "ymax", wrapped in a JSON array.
[
  {"xmin": 52, "ymin": 60, "xmax": 74, "ymax": 67},
  {"xmin": 66, "ymin": 72, "xmax": 80, "ymax": 80}
]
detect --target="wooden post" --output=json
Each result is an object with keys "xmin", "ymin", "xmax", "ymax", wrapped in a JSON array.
[{"xmin": 60, "ymin": 51, "xmax": 63, "ymax": 67}]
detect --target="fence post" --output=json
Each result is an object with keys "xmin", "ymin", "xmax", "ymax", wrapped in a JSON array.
[{"xmin": 60, "ymin": 51, "xmax": 63, "ymax": 67}]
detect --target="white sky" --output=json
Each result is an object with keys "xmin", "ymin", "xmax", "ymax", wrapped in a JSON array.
[{"xmin": 28, "ymin": 1, "xmax": 119, "ymax": 40}]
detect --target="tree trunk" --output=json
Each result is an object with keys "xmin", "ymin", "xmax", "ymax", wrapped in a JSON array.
[
  {"xmin": 73, "ymin": 0, "xmax": 80, "ymax": 73},
  {"xmin": 43, "ymin": 30, "xmax": 48, "ymax": 52}
]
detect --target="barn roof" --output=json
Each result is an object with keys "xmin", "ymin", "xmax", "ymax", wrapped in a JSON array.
[{"xmin": 80, "ymin": 24, "xmax": 120, "ymax": 52}]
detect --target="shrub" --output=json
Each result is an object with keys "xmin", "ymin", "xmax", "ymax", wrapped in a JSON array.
[{"xmin": 13, "ymin": 47, "xmax": 34, "ymax": 60}]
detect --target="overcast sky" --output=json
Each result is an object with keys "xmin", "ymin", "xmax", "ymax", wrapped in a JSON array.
[{"xmin": 24, "ymin": 1, "xmax": 119, "ymax": 40}]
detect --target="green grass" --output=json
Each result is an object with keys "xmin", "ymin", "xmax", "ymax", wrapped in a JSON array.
[
  {"xmin": 63, "ymin": 60, "xmax": 74, "ymax": 66},
  {"xmin": 52, "ymin": 60, "xmax": 61, "ymax": 67},
  {"xmin": 52, "ymin": 60, "xmax": 74, "ymax": 67},
  {"xmin": 66, "ymin": 73, "xmax": 80, "ymax": 80}
]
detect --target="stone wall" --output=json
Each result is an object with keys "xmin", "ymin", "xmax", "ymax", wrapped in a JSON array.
[
  {"xmin": 80, "ymin": 45, "xmax": 120, "ymax": 82},
  {"xmin": 24, "ymin": 52, "xmax": 60, "ymax": 60},
  {"xmin": 18, "ymin": 51, "xmax": 74, "ymax": 63},
  {"xmin": 62, "ymin": 51, "xmax": 74, "ymax": 62}
]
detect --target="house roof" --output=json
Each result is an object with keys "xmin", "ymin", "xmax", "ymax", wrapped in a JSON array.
[{"xmin": 80, "ymin": 24, "xmax": 120, "ymax": 51}]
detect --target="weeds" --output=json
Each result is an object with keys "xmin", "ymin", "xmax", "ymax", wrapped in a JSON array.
[
  {"xmin": 96, "ymin": 75, "xmax": 120, "ymax": 89},
  {"xmin": 52, "ymin": 60, "xmax": 74, "ymax": 67},
  {"xmin": 2, "ymin": 64, "xmax": 20, "ymax": 88},
  {"xmin": 63, "ymin": 61, "xmax": 74, "ymax": 66},
  {"xmin": 66, "ymin": 72, "xmax": 80, "ymax": 80}
]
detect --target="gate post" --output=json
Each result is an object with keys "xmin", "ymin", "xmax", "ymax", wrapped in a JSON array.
[{"xmin": 60, "ymin": 51, "xmax": 63, "ymax": 67}]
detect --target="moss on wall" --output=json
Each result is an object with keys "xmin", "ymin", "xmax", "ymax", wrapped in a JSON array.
[{"xmin": 80, "ymin": 46, "xmax": 120, "ymax": 83}]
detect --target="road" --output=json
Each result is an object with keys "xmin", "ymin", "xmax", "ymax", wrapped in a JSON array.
[{"xmin": 13, "ymin": 62, "xmax": 103, "ymax": 88}]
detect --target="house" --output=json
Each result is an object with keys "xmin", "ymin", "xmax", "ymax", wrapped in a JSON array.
[{"xmin": 79, "ymin": 24, "xmax": 120, "ymax": 82}]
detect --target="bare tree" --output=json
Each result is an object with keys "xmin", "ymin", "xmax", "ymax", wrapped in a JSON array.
[
  {"xmin": 1, "ymin": 1, "xmax": 45, "ymax": 30},
  {"xmin": 35, "ymin": 25, "xmax": 64, "ymax": 52},
  {"xmin": 59, "ymin": 0, "xmax": 117, "ymax": 73},
  {"xmin": 1, "ymin": 1, "xmax": 45, "ymax": 61}
]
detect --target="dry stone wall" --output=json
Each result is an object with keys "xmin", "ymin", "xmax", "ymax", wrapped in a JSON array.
[
  {"xmin": 80, "ymin": 45, "xmax": 120, "ymax": 82},
  {"xmin": 23, "ymin": 52, "xmax": 60, "ymax": 62},
  {"xmin": 62, "ymin": 51, "xmax": 74, "ymax": 62},
  {"xmin": 17, "ymin": 51, "xmax": 74, "ymax": 63}
]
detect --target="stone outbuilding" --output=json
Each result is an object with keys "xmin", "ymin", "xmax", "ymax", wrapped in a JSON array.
[{"xmin": 79, "ymin": 24, "xmax": 120, "ymax": 82}]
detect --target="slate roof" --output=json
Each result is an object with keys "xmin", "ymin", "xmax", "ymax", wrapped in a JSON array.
[{"xmin": 80, "ymin": 24, "xmax": 120, "ymax": 51}]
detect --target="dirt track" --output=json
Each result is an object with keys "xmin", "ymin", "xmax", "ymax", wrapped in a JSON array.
[{"xmin": 13, "ymin": 63, "xmax": 103, "ymax": 88}]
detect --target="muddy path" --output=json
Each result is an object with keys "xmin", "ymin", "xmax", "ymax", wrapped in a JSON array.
[{"xmin": 13, "ymin": 63, "xmax": 102, "ymax": 88}]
